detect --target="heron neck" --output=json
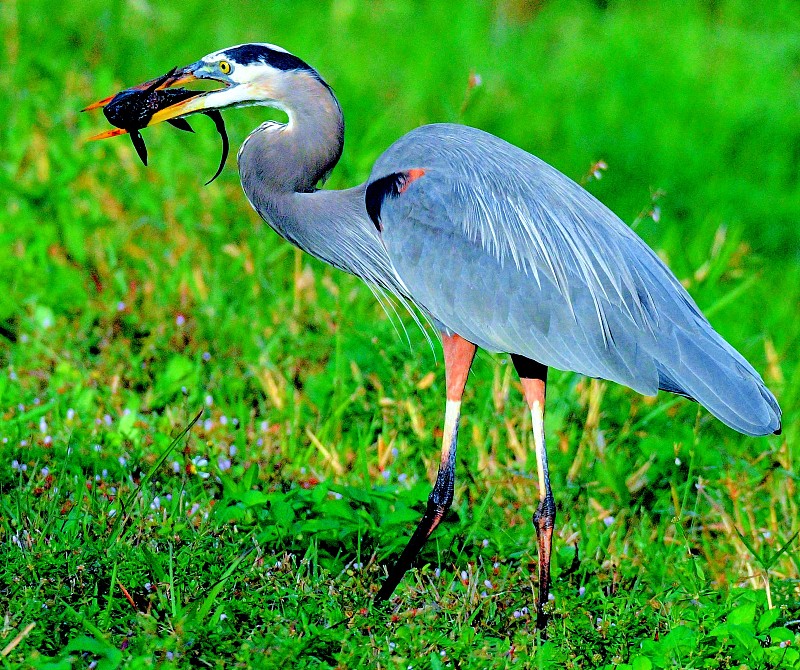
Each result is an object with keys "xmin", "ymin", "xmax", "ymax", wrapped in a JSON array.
[
  {"xmin": 233, "ymin": 74, "xmax": 412, "ymax": 310},
  {"xmin": 237, "ymin": 72, "xmax": 344, "ymax": 197}
]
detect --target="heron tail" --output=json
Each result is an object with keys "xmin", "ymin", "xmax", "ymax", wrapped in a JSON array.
[{"xmin": 655, "ymin": 326, "xmax": 781, "ymax": 437}]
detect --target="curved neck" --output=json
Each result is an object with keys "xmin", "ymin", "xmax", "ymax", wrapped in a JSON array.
[
  {"xmin": 237, "ymin": 71, "xmax": 344, "ymax": 196},
  {"xmin": 232, "ymin": 71, "xmax": 411, "ymax": 307}
]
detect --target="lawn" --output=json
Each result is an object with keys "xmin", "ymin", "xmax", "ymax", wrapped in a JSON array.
[{"xmin": 1, "ymin": 0, "xmax": 799, "ymax": 668}]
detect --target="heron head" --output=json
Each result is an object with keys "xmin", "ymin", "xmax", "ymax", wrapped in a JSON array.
[{"xmin": 85, "ymin": 43, "xmax": 324, "ymax": 129}]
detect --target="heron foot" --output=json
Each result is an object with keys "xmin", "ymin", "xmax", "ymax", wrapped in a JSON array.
[
  {"xmin": 376, "ymin": 495, "xmax": 450, "ymax": 602},
  {"xmin": 533, "ymin": 493, "xmax": 556, "ymax": 630}
]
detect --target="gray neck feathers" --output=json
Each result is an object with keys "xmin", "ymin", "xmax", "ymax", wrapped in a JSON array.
[
  {"xmin": 234, "ymin": 70, "xmax": 408, "ymax": 301},
  {"xmin": 238, "ymin": 71, "xmax": 344, "ymax": 197}
]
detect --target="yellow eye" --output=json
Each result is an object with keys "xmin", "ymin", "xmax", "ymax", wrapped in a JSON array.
[{"xmin": 219, "ymin": 60, "xmax": 231, "ymax": 75}]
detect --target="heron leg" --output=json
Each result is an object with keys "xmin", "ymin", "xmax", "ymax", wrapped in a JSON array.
[
  {"xmin": 511, "ymin": 354, "xmax": 554, "ymax": 631},
  {"xmin": 376, "ymin": 332, "xmax": 476, "ymax": 602}
]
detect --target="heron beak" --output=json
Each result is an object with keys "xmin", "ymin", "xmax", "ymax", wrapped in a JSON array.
[{"xmin": 146, "ymin": 68, "xmax": 231, "ymax": 127}]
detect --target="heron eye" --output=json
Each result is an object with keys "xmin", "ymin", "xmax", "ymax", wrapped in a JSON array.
[{"xmin": 219, "ymin": 60, "xmax": 232, "ymax": 75}]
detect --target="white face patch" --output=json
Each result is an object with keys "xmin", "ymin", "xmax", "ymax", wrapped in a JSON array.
[
  {"xmin": 227, "ymin": 62, "xmax": 274, "ymax": 85},
  {"xmin": 200, "ymin": 43, "xmax": 303, "ymax": 86},
  {"xmin": 203, "ymin": 42, "xmax": 293, "ymax": 70}
]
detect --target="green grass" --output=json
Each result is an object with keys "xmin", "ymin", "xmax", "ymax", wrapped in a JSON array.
[{"xmin": 1, "ymin": 0, "xmax": 799, "ymax": 667}]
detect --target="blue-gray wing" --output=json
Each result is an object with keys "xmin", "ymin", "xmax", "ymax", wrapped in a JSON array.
[{"xmin": 368, "ymin": 124, "xmax": 780, "ymax": 436}]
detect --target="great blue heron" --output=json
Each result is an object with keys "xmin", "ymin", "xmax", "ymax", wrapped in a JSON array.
[{"xmin": 86, "ymin": 43, "xmax": 782, "ymax": 629}]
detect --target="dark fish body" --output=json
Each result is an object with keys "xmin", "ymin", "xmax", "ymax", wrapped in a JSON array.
[
  {"xmin": 97, "ymin": 67, "xmax": 229, "ymax": 181},
  {"xmin": 103, "ymin": 86, "xmax": 200, "ymax": 131}
]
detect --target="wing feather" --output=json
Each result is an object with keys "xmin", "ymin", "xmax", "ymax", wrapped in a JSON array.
[{"xmin": 369, "ymin": 124, "xmax": 781, "ymax": 435}]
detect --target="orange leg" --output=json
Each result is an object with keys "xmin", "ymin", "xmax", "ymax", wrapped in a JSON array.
[
  {"xmin": 512, "ymin": 354, "xmax": 554, "ymax": 631},
  {"xmin": 376, "ymin": 333, "xmax": 476, "ymax": 601}
]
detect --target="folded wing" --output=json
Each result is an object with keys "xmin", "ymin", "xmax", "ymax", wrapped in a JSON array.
[{"xmin": 368, "ymin": 124, "xmax": 781, "ymax": 436}]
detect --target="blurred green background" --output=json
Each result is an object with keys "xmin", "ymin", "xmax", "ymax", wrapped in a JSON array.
[
  {"xmin": 1, "ymin": 0, "xmax": 798, "ymax": 667},
  {"xmin": 2, "ymin": 0, "xmax": 799, "ymax": 357}
]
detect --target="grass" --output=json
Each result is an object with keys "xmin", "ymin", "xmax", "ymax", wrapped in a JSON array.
[{"xmin": 1, "ymin": 0, "xmax": 799, "ymax": 667}]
